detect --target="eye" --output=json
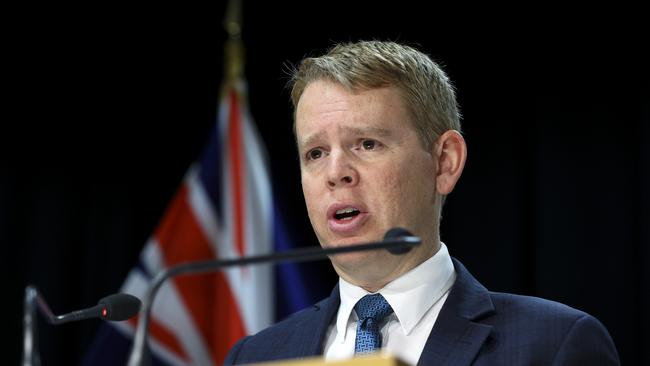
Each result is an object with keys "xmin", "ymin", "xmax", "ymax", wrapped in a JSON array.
[
  {"xmin": 307, "ymin": 148, "xmax": 324, "ymax": 160},
  {"xmin": 361, "ymin": 139, "xmax": 378, "ymax": 150}
]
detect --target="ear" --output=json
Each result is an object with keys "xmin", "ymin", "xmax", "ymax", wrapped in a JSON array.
[{"xmin": 434, "ymin": 130, "xmax": 467, "ymax": 195}]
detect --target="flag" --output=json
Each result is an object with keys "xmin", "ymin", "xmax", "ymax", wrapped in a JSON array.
[{"xmin": 83, "ymin": 76, "xmax": 311, "ymax": 365}]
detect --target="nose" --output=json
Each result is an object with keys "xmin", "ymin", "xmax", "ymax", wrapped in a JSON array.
[{"xmin": 327, "ymin": 151, "xmax": 359, "ymax": 189}]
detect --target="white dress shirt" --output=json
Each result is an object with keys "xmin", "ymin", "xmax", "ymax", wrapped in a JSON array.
[{"xmin": 323, "ymin": 243, "xmax": 456, "ymax": 366}]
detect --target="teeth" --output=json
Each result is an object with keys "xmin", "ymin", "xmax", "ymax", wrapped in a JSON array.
[
  {"xmin": 334, "ymin": 207, "xmax": 361, "ymax": 221},
  {"xmin": 336, "ymin": 208, "xmax": 358, "ymax": 215}
]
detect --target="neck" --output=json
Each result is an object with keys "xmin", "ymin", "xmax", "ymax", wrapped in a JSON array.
[{"xmin": 336, "ymin": 239, "xmax": 440, "ymax": 293}]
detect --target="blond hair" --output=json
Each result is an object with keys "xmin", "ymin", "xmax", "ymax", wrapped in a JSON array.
[{"xmin": 290, "ymin": 41, "xmax": 461, "ymax": 149}]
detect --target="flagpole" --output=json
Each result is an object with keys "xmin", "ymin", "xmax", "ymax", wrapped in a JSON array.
[{"xmin": 223, "ymin": 0, "xmax": 243, "ymax": 87}]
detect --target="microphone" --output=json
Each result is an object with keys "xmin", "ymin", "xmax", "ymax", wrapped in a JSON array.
[
  {"xmin": 42, "ymin": 292, "xmax": 140, "ymax": 324},
  {"xmin": 127, "ymin": 227, "xmax": 421, "ymax": 366},
  {"xmin": 22, "ymin": 286, "xmax": 141, "ymax": 366},
  {"xmin": 384, "ymin": 227, "xmax": 418, "ymax": 254}
]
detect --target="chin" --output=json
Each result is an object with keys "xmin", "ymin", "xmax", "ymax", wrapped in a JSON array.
[
  {"xmin": 330, "ymin": 250, "xmax": 380, "ymax": 270},
  {"xmin": 320, "ymin": 234, "xmax": 375, "ymax": 250}
]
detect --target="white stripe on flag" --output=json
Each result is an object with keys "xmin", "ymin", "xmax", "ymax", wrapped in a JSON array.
[
  {"xmin": 152, "ymin": 266, "xmax": 214, "ymax": 365},
  {"xmin": 241, "ymin": 91, "xmax": 273, "ymax": 332},
  {"xmin": 116, "ymin": 269, "xmax": 189, "ymax": 366},
  {"xmin": 120, "ymin": 239, "xmax": 214, "ymax": 366},
  {"xmin": 185, "ymin": 164, "xmax": 221, "ymax": 249}
]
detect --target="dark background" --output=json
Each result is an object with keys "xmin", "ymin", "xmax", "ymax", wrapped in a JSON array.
[{"xmin": 2, "ymin": 2, "xmax": 648, "ymax": 365}]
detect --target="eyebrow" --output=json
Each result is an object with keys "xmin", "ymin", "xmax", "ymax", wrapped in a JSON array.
[
  {"xmin": 299, "ymin": 126, "xmax": 393, "ymax": 149},
  {"xmin": 342, "ymin": 126, "xmax": 392, "ymax": 138},
  {"xmin": 299, "ymin": 131, "xmax": 325, "ymax": 150}
]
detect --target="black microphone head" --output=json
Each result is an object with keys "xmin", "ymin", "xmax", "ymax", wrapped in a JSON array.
[
  {"xmin": 98, "ymin": 293, "xmax": 141, "ymax": 321},
  {"xmin": 384, "ymin": 227, "xmax": 416, "ymax": 255}
]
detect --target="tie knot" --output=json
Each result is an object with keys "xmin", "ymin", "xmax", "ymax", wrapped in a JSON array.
[{"xmin": 354, "ymin": 294, "xmax": 393, "ymax": 322}]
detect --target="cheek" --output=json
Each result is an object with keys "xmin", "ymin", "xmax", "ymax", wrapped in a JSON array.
[
  {"xmin": 374, "ymin": 159, "xmax": 435, "ymax": 215},
  {"xmin": 369, "ymin": 163, "xmax": 411, "ymax": 213}
]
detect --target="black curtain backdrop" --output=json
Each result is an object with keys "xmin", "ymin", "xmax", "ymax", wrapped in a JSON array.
[{"xmin": 3, "ymin": 3, "xmax": 648, "ymax": 365}]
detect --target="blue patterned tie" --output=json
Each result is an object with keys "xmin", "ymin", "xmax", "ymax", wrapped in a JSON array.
[{"xmin": 354, "ymin": 294, "xmax": 394, "ymax": 354}]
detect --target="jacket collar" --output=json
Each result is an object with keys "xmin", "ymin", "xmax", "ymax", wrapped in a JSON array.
[
  {"xmin": 304, "ymin": 285, "xmax": 341, "ymax": 356},
  {"xmin": 417, "ymin": 258, "xmax": 495, "ymax": 366}
]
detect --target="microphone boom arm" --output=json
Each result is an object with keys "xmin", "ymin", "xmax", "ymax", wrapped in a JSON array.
[{"xmin": 127, "ymin": 235, "xmax": 420, "ymax": 366}]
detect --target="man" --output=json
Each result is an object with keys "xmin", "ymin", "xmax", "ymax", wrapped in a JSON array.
[{"xmin": 225, "ymin": 41, "xmax": 619, "ymax": 365}]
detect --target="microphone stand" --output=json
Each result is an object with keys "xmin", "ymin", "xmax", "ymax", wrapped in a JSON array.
[
  {"xmin": 127, "ymin": 236, "xmax": 420, "ymax": 366},
  {"xmin": 23, "ymin": 285, "xmax": 72, "ymax": 366},
  {"xmin": 23, "ymin": 285, "xmax": 141, "ymax": 366},
  {"xmin": 23, "ymin": 286, "xmax": 41, "ymax": 366}
]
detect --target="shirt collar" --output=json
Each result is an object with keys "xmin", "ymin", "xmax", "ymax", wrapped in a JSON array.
[{"xmin": 336, "ymin": 243, "xmax": 455, "ymax": 341}]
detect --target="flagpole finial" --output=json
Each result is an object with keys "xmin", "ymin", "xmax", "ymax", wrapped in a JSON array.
[
  {"xmin": 223, "ymin": 0, "xmax": 244, "ymax": 82},
  {"xmin": 223, "ymin": 0, "xmax": 242, "ymax": 38}
]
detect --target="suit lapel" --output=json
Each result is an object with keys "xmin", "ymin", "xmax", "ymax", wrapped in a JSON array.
[
  {"xmin": 300, "ymin": 284, "xmax": 341, "ymax": 356},
  {"xmin": 418, "ymin": 259, "xmax": 495, "ymax": 366}
]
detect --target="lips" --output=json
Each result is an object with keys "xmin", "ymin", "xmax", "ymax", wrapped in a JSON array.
[{"xmin": 327, "ymin": 202, "xmax": 369, "ymax": 234}]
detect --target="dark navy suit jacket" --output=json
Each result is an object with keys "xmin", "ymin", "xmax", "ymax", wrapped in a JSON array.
[{"xmin": 225, "ymin": 259, "xmax": 619, "ymax": 365}]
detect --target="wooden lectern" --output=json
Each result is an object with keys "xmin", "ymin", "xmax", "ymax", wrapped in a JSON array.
[{"xmin": 250, "ymin": 353, "xmax": 408, "ymax": 366}]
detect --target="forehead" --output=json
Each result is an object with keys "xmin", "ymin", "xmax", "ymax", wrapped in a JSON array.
[{"xmin": 295, "ymin": 80, "xmax": 411, "ymax": 142}]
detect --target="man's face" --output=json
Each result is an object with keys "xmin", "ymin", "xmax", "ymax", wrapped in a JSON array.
[{"xmin": 296, "ymin": 80, "xmax": 440, "ymax": 287}]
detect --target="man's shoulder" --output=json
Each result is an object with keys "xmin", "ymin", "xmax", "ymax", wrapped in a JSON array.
[
  {"xmin": 446, "ymin": 259, "xmax": 619, "ymax": 364},
  {"xmin": 224, "ymin": 296, "xmax": 335, "ymax": 365},
  {"xmin": 451, "ymin": 258, "xmax": 598, "ymax": 326},
  {"xmin": 441, "ymin": 263, "xmax": 619, "ymax": 364},
  {"xmin": 478, "ymin": 291, "xmax": 619, "ymax": 363},
  {"xmin": 485, "ymin": 290, "xmax": 612, "ymax": 336},
  {"xmin": 489, "ymin": 290, "xmax": 589, "ymax": 320}
]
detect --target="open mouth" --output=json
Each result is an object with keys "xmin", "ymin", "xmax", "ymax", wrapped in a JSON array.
[
  {"xmin": 327, "ymin": 204, "xmax": 368, "ymax": 233},
  {"xmin": 334, "ymin": 207, "xmax": 361, "ymax": 220}
]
